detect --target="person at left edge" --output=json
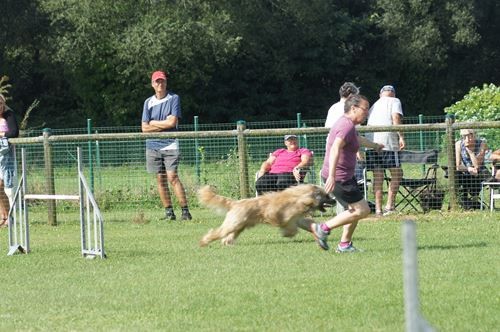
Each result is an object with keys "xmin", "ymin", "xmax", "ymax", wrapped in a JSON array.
[{"xmin": 0, "ymin": 94, "xmax": 19, "ymax": 228}]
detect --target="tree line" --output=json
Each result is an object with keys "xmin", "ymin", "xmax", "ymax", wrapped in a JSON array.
[{"xmin": 1, "ymin": 0, "xmax": 499, "ymax": 129}]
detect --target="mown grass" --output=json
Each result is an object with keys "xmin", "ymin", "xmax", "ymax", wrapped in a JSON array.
[{"xmin": 1, "ymin": 208, "xmax": 499, "ymax": 331}]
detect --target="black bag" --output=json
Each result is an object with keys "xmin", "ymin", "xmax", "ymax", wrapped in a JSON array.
[{"xmin": 419, "ymin": 189, "xmax": 445, "ymax": 212}]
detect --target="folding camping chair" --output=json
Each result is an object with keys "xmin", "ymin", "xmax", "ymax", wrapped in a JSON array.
[
  {"xmin": 395, "ymin": 150, "xmax": 440, "ymax": 212},
  {"xmin": 481, "ymin": 161, "xmax": 500, "ymax": 211},
  {"xmin": 364, "ymin": 149, "xmax": 440, "ymax": 213}
]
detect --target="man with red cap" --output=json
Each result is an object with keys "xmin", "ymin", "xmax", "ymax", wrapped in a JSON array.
[{"xmin": 141, "ymin": 70, "xmax": 192, "ymax": 221}]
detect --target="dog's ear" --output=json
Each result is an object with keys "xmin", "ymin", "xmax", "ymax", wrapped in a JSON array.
[
  {"xmin": 298, "ymin": 197, "xmax": 316, "ymax": 209},
  {"xmin": 314, "ymin": 188, "xmax": 324, "ymax": 202},
  {"xmin": 297, "ymin": 188, "xmax": 322, "ymax": 209},
  {"xmin": 313, "ymin": 187, "xmax": 327, "ymax": 202}
]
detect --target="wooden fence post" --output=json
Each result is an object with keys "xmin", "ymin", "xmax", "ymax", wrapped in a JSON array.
[
  {"xmin": 43, "ymin": 128, "xmax": 57, "ymax": 226},
  {"xmin": 445, "ymin": 115, "xmax": 457, "ymax": 211}
]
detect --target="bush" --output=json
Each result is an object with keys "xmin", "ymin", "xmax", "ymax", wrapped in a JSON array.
[{"xmin": 444, "ymin": 83, "xmax": 500, "ymax": 149}]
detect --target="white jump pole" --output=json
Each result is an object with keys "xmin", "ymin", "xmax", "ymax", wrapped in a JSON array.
[{"xmin": 402, "ymin": 220, "xmax": 434, "ymax": 332}]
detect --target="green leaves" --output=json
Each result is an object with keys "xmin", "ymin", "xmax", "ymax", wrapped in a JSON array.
[
  {"xmin": 445, "ymin": 83, "xmax": 500, "ymax": 148},
  {"xmin": 36, "ymin": 0, "xmax": 241, "ymax": 124},
  {"xmin": 1, "ymin": 0, "xmax": 498, "ymax": 127},
  {"xmin": 373, "ymin": 0, "xmax": 480, "ymax": 67},
  {"xmin": 0, "ymin": 76, "xmax": 12, "ymax": 97},
  {"xmin": 445, "ymin": 83, "xmax": 500, "ymax": 121}
]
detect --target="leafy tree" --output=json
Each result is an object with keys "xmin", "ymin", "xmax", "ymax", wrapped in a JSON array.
[
  {"xmin": 198, "ymin": 0, "xmax": 375, "ymax": 122},
  {"xmin": 439, "ymin": 1, "xmax": 500, "ymax": 110},
  {"xmin": 1, "ymin": 0, "xmax": 500, "ymax": 128},
  {"xmin": 369, "ymin": 0, "xmax": 483, "ymax": 115},
  {"xmin": 373, "ymin": 0, "xmax": 479, "ymax": 67},
  {"xmin": 445, "ymin": 83, "xmax": 500, "ymax": 147},
  {"xmin": 0, "ymin": 0, "xmax": 48, "ymax": 125},
  {"xmin": 445, "ymin": 83, "xmax": 500, "ymax": 121},
  {"xmin": 38, "ymin": 0, "xmax": 241, "ymax": 125},
  {"xmin": 0, "ymin": 75, "xmax": 40, "ymax": 133},
  {"xmin": 0, "ymin": 76, "xmax": 12, "ymax": 97}
]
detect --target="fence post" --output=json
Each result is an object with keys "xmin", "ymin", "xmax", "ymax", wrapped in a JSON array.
[
  {"xmin": 445, "ymin": 115, "xmax": 457, "ymax": 210},
  {"xmin": 87, "ymin": 118, "xmax": 94, "ymax": 193},
  {"xmin": 194, "ymin": 116, "xmax": 200, "ymax": 184},
  {"xmin": 95, "ymin": 129, "xmax": 102, "ymax": 186},
  {"xmin": 296, "ymin": 113, "xmax": 302, "ymax": 146},
  {"xmin": 237, "ymin": 120, "xmax": 249, "ymax": 198},
  {"xmin": 419, "ymin": 114, "xmax": 425, "ymax": 176},
  {"xmin": 296, "ymin": 112, "xmax": 302, "ymax": 128},
  {"xmin": 42, "ymin": 128, "xmax": 57, "ymax": 226}
]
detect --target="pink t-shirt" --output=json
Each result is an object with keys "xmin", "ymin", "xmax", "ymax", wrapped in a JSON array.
[
  {"xmin": 321, "ymin": 115, "xmax": 359, "ymax": 181},
  {"xmin": 269, "ymin": 148, "xmax": 312, "ymax": 174}
]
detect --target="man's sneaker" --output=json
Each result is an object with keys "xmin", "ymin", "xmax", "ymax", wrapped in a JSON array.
[
  {"xmin": 181, "ymin": 209, "xmax": 192, "ymax": 221},
  {"xmin": 310, "ymin": 223, "xmax": 330, "ymax": 251},
  {"xmin": 336, "ymin": 241, "xmax": 359, "ymax": 253},
  {"xmin": 165, "ymin": 208, "xmax": 176, "ymax": 221}
]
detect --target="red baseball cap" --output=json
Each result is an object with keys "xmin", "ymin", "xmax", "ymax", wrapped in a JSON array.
[{"xmin": 151, "ymin": 71, "xmax": 168, "ymax": 81}]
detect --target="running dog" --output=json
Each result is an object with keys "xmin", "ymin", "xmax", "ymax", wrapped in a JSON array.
[{"xmin": 198, "ymin": 184, "xmax": 335, "ymax": 246}]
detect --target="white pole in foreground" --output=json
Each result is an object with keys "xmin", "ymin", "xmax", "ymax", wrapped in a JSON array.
[{"xmin": 402, "ymin": 220, "xmax": 435, "ymax": 332}]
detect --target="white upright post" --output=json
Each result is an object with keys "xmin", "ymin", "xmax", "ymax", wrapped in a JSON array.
[
  {"xmin": 7, "ymin": 148, "xmax": 29, "ymax": 255},
  {"xmin": 402, "ymin": 220, "xmax": 434, "ymax": 332},
  {"xmin": 77, "ymin": 147, "xmax": 87, "ymax": 256}
]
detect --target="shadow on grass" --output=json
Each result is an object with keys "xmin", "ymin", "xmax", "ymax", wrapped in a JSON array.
[
  {"xmin": 231, "ymin": 234, "xmax": 371, "ymax": 247},
  {"xmin": 418, "ymin": 241, "xmax": 487, "ymax": 250}
]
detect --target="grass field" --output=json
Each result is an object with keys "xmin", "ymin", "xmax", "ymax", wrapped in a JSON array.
[{"xmin": 1, "ymin": 207, "xmax": 499, "ymax": 331}]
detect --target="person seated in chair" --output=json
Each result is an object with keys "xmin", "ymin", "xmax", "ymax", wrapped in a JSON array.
[
  {"xmin": 255, "ymin": 135, "xmax": 312, "ymax": 195},
  {"xmin": 455, "ymin": 129, "xmax": 489, "ymax": 209}
]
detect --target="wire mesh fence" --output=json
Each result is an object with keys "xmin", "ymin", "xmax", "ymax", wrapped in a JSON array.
[
  {"xmin": 20, "ymin": 114, "xmax": 448, "ymax": 137},
  {"xmin": 8, "ymin": 118, "xmax": 500, "ymax": 225}
]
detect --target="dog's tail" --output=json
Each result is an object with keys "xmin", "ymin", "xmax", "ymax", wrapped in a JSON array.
[{"xmin": 198, "ymin": 185, "xmax": 234, "ymax": 213}]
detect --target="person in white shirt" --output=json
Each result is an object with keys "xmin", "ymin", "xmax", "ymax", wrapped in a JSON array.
[
  {"xmin": 324, "ymin": 82, "xmax": 360, "ymax": 129},
  {"xmin": 366, "ymin": 85, "xmax": 405, "ymax": 216}
]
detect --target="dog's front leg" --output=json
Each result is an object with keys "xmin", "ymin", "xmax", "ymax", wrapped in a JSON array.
[
  {"xmin": 221, "ymin": 227, "xmax": 244, "ymax": 245},
  {"xmin": 280, "ymin": 219, "xmax": 301, "ymax": 238},
  {"xmin": 296, "ymin": 218, "xmax": 313, "ymax": 232}
]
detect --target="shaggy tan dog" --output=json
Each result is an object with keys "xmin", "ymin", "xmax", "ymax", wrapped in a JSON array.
[{"xmin": 198, "ymin": 184, "xmax": 335, "ymax": 246}]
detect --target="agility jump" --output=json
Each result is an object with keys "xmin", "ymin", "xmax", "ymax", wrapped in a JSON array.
[{"xmin": 7, "ymin": 147, "xmax": 105, "ymax": 259}]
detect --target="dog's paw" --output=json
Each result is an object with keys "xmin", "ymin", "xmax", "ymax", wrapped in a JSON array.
[{"xmin": 221, "ymin": 233, "xmax": 236, "ymax": 246}]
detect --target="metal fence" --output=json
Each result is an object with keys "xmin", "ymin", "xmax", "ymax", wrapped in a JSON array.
[
  {"xmin": 8, "ymin": 117, "xmax": 500, "ymax": 224},
  {"xmin": 20, "ymin": 114, "xmax": 448, "ymax": 137}
]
